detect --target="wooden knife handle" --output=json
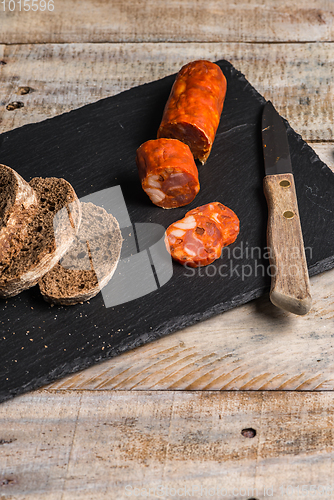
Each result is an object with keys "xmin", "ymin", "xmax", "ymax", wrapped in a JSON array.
[{"xmin": 263, "ymin": 172, "xmax": 312, "ymax": 315}]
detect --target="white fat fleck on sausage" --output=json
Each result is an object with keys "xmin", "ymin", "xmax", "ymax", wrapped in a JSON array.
[
  {"xmin": 173, "ymin": 215, "xmax": 196, "ymax": 230},
  {"xmin": 147, "ymin": 175, "xmax": 162, "ymax": 188},
  {"xmin": 169, "ymin": 229, "xmax": 185, "ymax": 238},
  {"xmin": 145, "ymin": 188, "xmax": 165, "ymax": 203},
  {"xmin": 184, "ymin": 245, "xmax": 197, "ymax": 257},
  {"xmin": 211, "ymin": 214, "xmax": 221, "ymax": 224}
]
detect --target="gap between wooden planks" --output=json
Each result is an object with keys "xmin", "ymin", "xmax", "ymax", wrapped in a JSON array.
[{"xmin": 1, "ymin": 390, "xmax": 334, "ymax": 500}]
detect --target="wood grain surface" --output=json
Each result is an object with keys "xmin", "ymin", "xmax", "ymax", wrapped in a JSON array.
[
  {"xmin": 1, "ymin": 0, "xmax": 334, "ymax": 44},
  {"xmin": 1, "ymin": 390, "xmax": 334, "ymax": 499},
  {"xmin": 0, "ymin": 42, "xmax": 333, "ymax": 141}
]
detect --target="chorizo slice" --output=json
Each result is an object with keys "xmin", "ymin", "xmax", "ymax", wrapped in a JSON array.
[
  {"xmin": 157, "ymin": 60, "xmax": 227, "ymax": 164},
  {"xmin": 186, "ymin": 202, "xmax": 240, "ymax": 246},
  {"xmin": 165, "ymin": 213, "xmax": 224, "ymax": 267},
  {"xmin": 136, "ymin": 138, "xmax": 200, "ymax": 209}
]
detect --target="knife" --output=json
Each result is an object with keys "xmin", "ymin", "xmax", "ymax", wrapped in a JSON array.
[{"xmin": 262, "ymin": 101, "xmax": 312, "ymax": 315}]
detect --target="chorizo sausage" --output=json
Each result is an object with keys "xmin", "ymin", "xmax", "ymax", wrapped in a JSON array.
[
  {"xmin": 136, "ymin": 138, "xmax": 200, "ymax": 209},
  {"xmin": 157, "ymin": 60, "xmax": 227, "ymax": 164},
  {"xmin": 165, "ymin": 213, "xmax": 224, "ymax": 267},
  {"xmin": 186, "ymin": 202, "xmax": 240, "ymax": 246}
]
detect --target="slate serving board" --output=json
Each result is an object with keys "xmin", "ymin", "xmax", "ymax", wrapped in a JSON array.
[{"xmin": 1, "ymin": 60, "xmax": 334, "ymax": 404}]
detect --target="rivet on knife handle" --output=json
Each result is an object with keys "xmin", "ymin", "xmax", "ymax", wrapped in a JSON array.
[{"xmin": 263, "ymin": 172, "xmax": 312, "ymax": 315}]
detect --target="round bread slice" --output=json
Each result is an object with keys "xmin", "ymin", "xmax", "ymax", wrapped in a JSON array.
[
  {"xmin": 38, "ymin": 202, "xmax": 123, "ymax": 306},
  {"xmin": 0, "ymin": 177, "xmax": 82, "ymax": 298},
  {"xmin": 0, "ymin": 164, "xmax": 38, "ymax": 271}
]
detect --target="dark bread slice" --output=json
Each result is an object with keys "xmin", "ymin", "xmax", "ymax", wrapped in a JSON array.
[
  {"xmin": 38, "ymin": 202, "xmax": 122, "ymax": 305},
  {"xmin": 0, "ymin": 177, "xmax": 81, "ymax": 298},
  {"xmin": 0, "ymin": 164, "xmax": 38, "ymax": 270}
]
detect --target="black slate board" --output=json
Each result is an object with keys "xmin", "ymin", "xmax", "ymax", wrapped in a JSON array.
[{"xmin": 1, "ymin": 60, "xmax": 334, "ymax": 404}]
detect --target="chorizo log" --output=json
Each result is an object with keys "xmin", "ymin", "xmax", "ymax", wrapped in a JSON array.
[
  {"xmin": 136, "ymin": 138, "xmax": 200, "ymax": 209},
  {"xmin": 157, "ymin": 60, "xmax": 227, "ymax": 164},
  {"xmin": 186, "ymin": 202, "xmax": 240, "ymax": 246},
  {"xmin": 165, "ymin": 213, "xmax": 224, "ymax": 267}
]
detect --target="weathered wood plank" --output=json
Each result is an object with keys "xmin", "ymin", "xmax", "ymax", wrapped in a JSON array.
[
  {"xmin": 47, "ymin": 267, "xmax": 334, "ymax": 391},
  {"xmin": 0, "ymin": 42, "xmax": 333, "ymax": 141},
  {"xmin": 1, "ymin": 391, "xmax": 334, "ymax": 499},
  {"xmin": 312, "ymin": 143, "xmax": 334, "ymax": 171},
  {"xmin": 0, "ymin": 0, "xmax": 333, "ymax": 44},
  {"xmin": 0, "ymin": 392, "xmax": 82, "ymax": 499}
]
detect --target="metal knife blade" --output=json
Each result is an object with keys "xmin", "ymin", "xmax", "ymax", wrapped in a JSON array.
[
  {"xmin": 261, "ymin": 101, "xmax": 312, "ymax": 315},
  {"xmin": 262, "ymin": 100, "xmax": 293, "ymax": 176}
]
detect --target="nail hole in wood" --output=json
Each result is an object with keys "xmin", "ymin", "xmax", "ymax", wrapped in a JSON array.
[
  {"xmin": 280, "ymin": 179, "xmax": 291, "ymax": 187},
  {"xmin": 0, "ymin": 60, "xmax": 6, "ymax": 65},
  {"xmin": 241, "ymin": 428, "xmax": 256, "ymax": 438},
  {"xmin": 0, "ymin": 438, "xmax": 16, "ymax": 445},
  {"xmin": 17, "ymin": 86, "xmax": 33, "ymax": 95},
  {"xmin": 283, "ymin": 210, "xmax": 295, "ymax": 219},
  {"xmin": 0, "ymin": 478, "xmax": 16, "ymax": 486},
  {"xmin": 6, "ymin": 101, "xmax": 24, "ymax": 111}
]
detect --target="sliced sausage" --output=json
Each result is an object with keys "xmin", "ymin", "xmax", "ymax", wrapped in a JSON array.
[
  {"xmin": 157, "ymin": 60, "xmax": 227, "ymax": 164},
  {"xmin": 165, "ymin": 213, "xmax": 224, "ymax": 267},
  {"xmin": 136, "ymin": 138, "xmax": 200, "ymax": 209},
  {"xmin": 186, "ymin": 202, "xmax": 240, "ymax": 246}
]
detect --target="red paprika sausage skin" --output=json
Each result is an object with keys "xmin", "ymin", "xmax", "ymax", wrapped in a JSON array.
[
  {"xmin": 186, "ymin": 202, "xmax": 240, "ymax": 246},
  {"xmin": 136, "ymin": 138, "xmax": 200, "ymax": 209},
  {"xmin": 157, "ymin": 60, "xmax": 227, "ymax": 164},
  {"xmin": 165, "ymin": 213, "xmax": 224, "ymax": 267}
]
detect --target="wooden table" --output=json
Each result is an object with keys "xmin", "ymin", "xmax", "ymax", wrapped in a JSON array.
[{"xmin": 1, "ymin": 1, "xmax": 334, "ymax": 498}]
